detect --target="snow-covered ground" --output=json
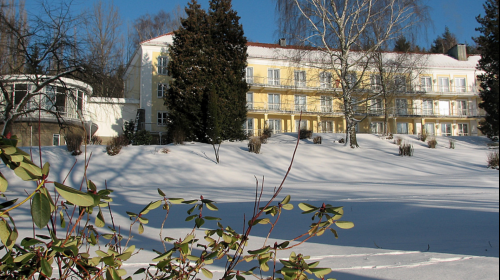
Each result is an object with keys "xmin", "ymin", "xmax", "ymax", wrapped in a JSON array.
[{"xmin": 3, "ymin": 133, "xmax": 499, "ymax": 280}]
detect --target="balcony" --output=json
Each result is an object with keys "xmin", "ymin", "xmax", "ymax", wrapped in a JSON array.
[
  {"xmin": 247, "ymin": 101, "xmax": 344, "ymax": 116},
  {"xmin": 415, "ymin": 85, "xmax": 479, "ymax": 96},
  {"xmin": 247, "ymin": 76, "xmax": 342, "ymax": 92}
]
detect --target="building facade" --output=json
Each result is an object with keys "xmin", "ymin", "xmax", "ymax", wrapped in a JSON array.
[{"xmin": 124, "ymin": 33, "xmax": 485, "ymax": 140}]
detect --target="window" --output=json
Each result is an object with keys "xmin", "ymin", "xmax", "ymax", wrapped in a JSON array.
[
  {"xmin": 424, "ymin": 123, "xmax": 435, "ymax": 135},
  {"xmin": 458, "ymin": 123, "xmax": 469, "ymax": 136},
  {"xmin": 268, "ymin": 119, "xmax": 281, "ymax": 133},
  {"xmin": 320, "ymin": 96, "xmax": 333, "ymax": 112},
  {"xmin": 77, "ymin": 90, "xmax": 83, "ymax": 111},
  {"xmin": 245, "ymin": 67, "xmax": 254, "ymax": 84},
  {"xmin": 370, "ymin": 99, "xmax": 383, "ymax": 114},
  {"xmin": 438, "ymin": 77, "xmax": 449, "ymax": 92},
  {"xmin": 321, "ymin": 121, "xmax": 334, "ymax": 133},
  {"xmin": 395, "ymin": 76, "xmax": 406, "ymax": 92},
  {"xmin": 294, "ymin": 70, "xmax": 306, "ymax": 87},
  {"xmin": 347, "ymin": 72, "xmax": 357, "ymax": 88},
  {"xmin": 157, "ymin": 57, "xmax": 168, "ymax": 75},
  {"xmin": 268, "ymin": 68, "xmax": 280, "ymax": 85},
  {"xmin": 55, "ymin": 90, "xmax": 66, "ymax": 114},
  {"xmin": 243, "ymin": 118, "xmax": 254, "ymax": 136},
  {"xmin": 396, "ymin": 99, "xmax": 408, "ymax": 115},
  {"xmin": 295, "ymin": 120, "xmax": 307, "ymax": 132},
  {"xmin": 53, "ymin": 134, "xmax": 60, "ymax": 146},
  {"xmin": 441, "ymin": 123, "xmax": 452, "ymax": 136},
  {"xmin": 420, "ymin": 76, "xmax": 432, "ymax": 92},
  {"xmin": 371, "ymin": 75, "xmax": 382, "ymax": 91},
  {"xmin": 246, "ymin": 92, "xmax": 253, "ymax": 109},
  {"xmin": 423, "ymin": 99, "xmax": 433, "ymax": 115},
  {"xmin": 268, "ymin": 93, "xmax": 280, "ymax": 110},
  {"xmin": 370, "ymin": 122, "xmax": 384, "ymax": 134},
  {"xmin": 397, "ymin": 123, "xmax": 409, "ymax": 134},
  {"xmin": 457, "ymin": 100, "xmax": 468, "ymax": 115},
  {"xmin": 157, "ymin": 83, "xmax": 168, "ymax": 98},
  {"xmin": 45, "ymin": 86, "xmax": 56, "ymax": 110},
  {"xmin": 320, "ymin": 72, "xmax": 332, "ymax": 88},
  {"xmin": 455, "ymin": 77, "xmax": 466, "ymax": 92},
  {"xmin": 439, "ymin": 100, "xmax": 450, "ymax": 116},
  {"xmin": 157, "ymin": 111, "xmax": 168, "ymax": 126},
  {"xmin": 14, "ymin": 84, "xmax": 28, "ymax": 105},
  {"xmin": 294, "ymin": 95, "xmax": 306, "ymax": 112}
]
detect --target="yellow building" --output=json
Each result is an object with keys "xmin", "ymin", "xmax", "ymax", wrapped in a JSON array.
[{"xmin": 123, "ymin": 33, "xmax": 485, "ymax": 141}]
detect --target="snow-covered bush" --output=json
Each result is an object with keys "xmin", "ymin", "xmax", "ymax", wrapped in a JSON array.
[
  {"xmin": 248, "ymin": 136, "xmax": 262, "ymax": 154},
  {"xmin": 487, "ymin": 150, "xmax": 499, "ymax": 169},
  {"xmin": 313, "ymin": 136, "xmax": 322, "ymax": 144},
  {"xmin": 449, "ymin": 139, "xmax": 455, "ymax": 149},
  {"xmin": 399, "ymin": 142, "xmax": 414, "ymax": 156},
  {"xmin": 299, "ymin": 129, "xmax": 312, "ymax": 139},
  {"xmin": 427, "ymin": 138, "xmax": 438, "ymax": 148},
  {"xmin": 106, "ymin": 135, "xmax": 128, "ymax": 156},
  {"xmin": 65, "ymin": 133, "xmax": 83, "ymax": 155}
]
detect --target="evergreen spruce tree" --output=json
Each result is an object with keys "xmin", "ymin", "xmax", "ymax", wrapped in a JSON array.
[
  {"xmin": 474, "ymin": 0, "xmax": 499, "ymax": 139},
  {"xmin": 393, "ymin": 36, "xmax": 411, "ymax": 52},
  {"xmin": 166, "ymin": 0, "xmax": 212, "ymax": 142},
  {"xmin": 208, "ymin": 0, "xmax": 248, "ymax": 141},
  {"xmin": 430, "ymin": 26, "xmax": 458, "ymax": 53}
]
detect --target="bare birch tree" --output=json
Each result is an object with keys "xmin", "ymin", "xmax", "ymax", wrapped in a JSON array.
[
  {"xmin": 275, "ymin": 0, "xmax": 429, "ymax": 147},
  {"xmin": 0, "ymin": 0, "xmax": 84, "ymax": 135},
  {"xmin": 81, "ymin": 0, "xmax": 125, "ymax": 97}
]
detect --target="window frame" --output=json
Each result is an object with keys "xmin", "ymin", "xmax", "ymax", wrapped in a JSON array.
[
  {"xmin": 245, "ymin": 67, "xmax": 254, "ymax": 84},
  {"xmin": 420, "ymin": 76, "xmax": 432, "ymax": 92},
  {"xmin": 320, "ymin": 96, "xmax": 333, "ymax": 113},
  {"xmin": 294, "ymin": 94, "xmax": 307, "ymax": 112},
  {"xmin": 294, "ymin": 70, "xmax": 306, "ymax": 87},
  {"xmin": 246, "ymin": 92, "xmax": 253, "ymax": 109},
  {"xmin": 458, "ymin": 123, "xmax": 469, "ymax": 136},
  {"xmin": 455, "ymin": 77, "xmax": 466, "ymax": 92},
  {"xmin": 157, "ymin": 56, "xmax": 169, "ymax": 75},
  {"xmin": 157, "ymin": 83, "xmax": 168, "ymax": 98},
  {"xmin": 157, "ymin": 111, "xmax": 168, "ymax": 126},
  {"xmin": 422, "ymin": 99, "xmax": 434, "ymax": 115},
  {"xmin": 268, "ymin": 93, "xmax": 280, "ymax": 111},
  {"xmin": 370, "ymin": 75, "xmax": 382, "ymax": 92},
  {"xmin": 438, "ymin": 77, "xmax": 450, "ymax": 92},
  {"xmin": 319, "ymin": 72, "xmax": 333, "ymax": 88},
  {"xmin": 268, "ymin": 68, "xmax": 280, "ymax": 86},
  {"xmin": 53, "ymin": 134, "xmax": 61, "ymax": 146},
  {"xmin": 396, "ymin": 98, "xmax": 408, "ymax": 115}
]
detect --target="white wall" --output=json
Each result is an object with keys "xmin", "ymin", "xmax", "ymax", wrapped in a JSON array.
[{"xmin": 87, "ymin": 98, "xmax": 139, "ymax": 138}]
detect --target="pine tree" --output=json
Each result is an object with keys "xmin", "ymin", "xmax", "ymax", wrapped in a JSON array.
[
  {"xmin": 430, "ymin": 26, "xmax": 458, "ymax": 53},
  {"xmin": 166, "ymin": 0, "xmax": 212, "ymax": 142},
  {"xmin": 474, "ymin": 0, "xmax": 499, "ymax": 139},
  {"xmin": 208, "ymin": 0, "xmax": 248, "ymax": 141},
  {"xmin": 393, "ymin": 36, "xmax": 411, "ymax": 52}
]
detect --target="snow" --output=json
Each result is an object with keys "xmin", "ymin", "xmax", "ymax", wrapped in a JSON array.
[{"xmin": 3, "ymin": 133, "xmax": 499, "ymax": 280}]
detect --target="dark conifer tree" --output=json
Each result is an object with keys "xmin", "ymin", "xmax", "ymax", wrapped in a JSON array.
[
  {"xmin": 474, "ymin": 0, "xmax": 499, "ymax": 139},
  {"xmin": 430, "ymin": 26, "xmax": 458, "ymax": 53},
  {"xmin": 208, "ymin": 0, "xmax": 248, "ymax": 140},
  {"xmin": 393, "ymin": 36, "xmax": 411, "ymax": 52},
  {"xmin": 166, "ymin": 0, "xmax": 212, "ymax": 142}
]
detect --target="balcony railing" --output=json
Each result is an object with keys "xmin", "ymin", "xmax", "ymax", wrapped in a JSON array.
[
  {"xmin": 246, "ymin": 102, "xmax": 485, "ymax": 118},
  {"xmin": 248, "ymin": 76, "xmax": 342, "ymax": 91},
  {"xmin": 415, "ymin": 85, "xmax": 479, "ymax": 95}
]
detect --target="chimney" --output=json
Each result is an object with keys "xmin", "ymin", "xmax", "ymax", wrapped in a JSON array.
[
  {"xmin": 448, "ymin": 44, "xmax": 467, "ymax": 61},
  {"xmin": 279, "ymin": 38, "xmax": 287, "ymax": 47}
]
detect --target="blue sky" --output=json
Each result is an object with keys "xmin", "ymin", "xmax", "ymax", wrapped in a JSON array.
[{"xmin": 25, "ymin": 0, "xmax": 485, "ymax": 49}]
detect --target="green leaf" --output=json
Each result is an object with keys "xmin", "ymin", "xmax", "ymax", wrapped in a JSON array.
[
  {"xmin": 106, "ymin": 267, "xmax": 121, "ymax": 280},
  {"xmin": 0, "ymin": 220, "xmax": 12, "ymax": 248},
  {"xmin": 138, "ymin": 217, "xmax": 149, "ymax": 224},
  {"xmin": 31, "ymin": 192, "xmax": 51, "ymax": 229},
  {"xmin": 140, "ymin": 200, "xmax": 162, "ymax": 215},
  {"xmin": 126, "ymin": 211, "xmax": 137, "ymax": 218},
  {"xmin": 14, "ymin": 166, "xmax": 38, "ymax": 181},
  {"xmin": 248, "ymin": 246, "xmax": 270, "ymax": 255},
  {"xmin": 88, "ymin": 180, "xmax": 97, "ymax": 191},
  {"xmin": 310, "ymin": 267, "xmax": 332, "ymax": 278},
  {"xmin": 134, "ymin": 268, "xmax": 146, "ymax": 275},
  {"xmin": 281, "ymin": 195, "xmax": 291, "ymax": 205},
  {"xmin": 330, "ymin": 229, "xmax": 339, "ymax": 239},
  {"xmin": 138, "ymin": 223, "xmax": 144, "ymax": 234},
  {"xmin": 96, "ymin": 209, "xmax": 105, "ymax": 228},
  {"xmin": 101, "ymin": 234, "xmax": 114, "ymax": 240},
  {"xmin": 182, "ymin": 234, "xmax": 194, "ymax": 244},
  {"xmin": 260, "ymin": 261, "xmax": 270, "ymax": 272},
  {"xmin": 204, "ymin": 216, "xmax": 221, "ymax": 221},
  {"xmin": 0, "ymin": 173, "xmax": 8, "ymax": 192},
  {"xmin": 335, "ymin": 221, "xmax": 354, "ymax": 229},
  {"xmin": 21, "ymin": 237, "xmax": 43, "ymax": 247},
  {"xmin": 182, "ymin": 200, "xmax": 198, "ymax": 204},
  {"xmin": 298, "ymin": 203, "xmax": 318, "ymax": 212},
  {"xmin": 201, "ymin": 268, "xmax": 213, "ymax": 279},
  {"xmin": 41, "ymin": 258, "xmax": 53, "ymax": 277},
  {"xmin": 185, "ymin": 215, "xmax": 197, "ymax": 222},
  {"xmin": 42, "ymin": 162, "xmax": 50, "ymax": 176},
  {"xmin": 0, "ymin": 199, "xmax": 17, "ymax": 210},
  {"xmin": 278, "ymin": 241, "xmax": 290, "ymax": 249},
  {"xmin": 206, "ymin": 202, "xmax": 218, "ymax": 211},
  {"xmin": 158, "ymin": 188, "xmax": 166, "ymax": 197},
  {"xmin": 282, "ymin": 204, "xmax": 294, "ymax": 210},
  {"xmin": 1, "ymin": 145, "xmax": 17, "ymax": 155},
  {"xmin": 14, "ymin": 252, "xmax": 35, "ymax": 263},
  {"xmin": 54, "ymin": 182, "xmax": 96, "ymax": 207},
  {"xmin": 195, "ymin": 218, "xmax": 205, "ymax": 228},
  {"xmin": 168, "ymin": 198, "xmax": 184, "ymax": 204}
]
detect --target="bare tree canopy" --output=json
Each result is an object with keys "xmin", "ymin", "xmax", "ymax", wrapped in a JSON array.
[
  {"xmin": 0, "ymin": 0, "xmax": 85, "ymax": 135},
  {"xmin": 127, "ymin": 6, "xmax": 184, "ymax": 57},
  {"xmin": 274, "ymin": 0, "xmax": 429, "ymax": 147}
]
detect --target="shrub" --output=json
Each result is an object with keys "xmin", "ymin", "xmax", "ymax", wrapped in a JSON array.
[
  {"xmin": 487, "ymin": 150, "xmax": 499, "ymax": 169},
  {"xmin": 262, "ymin": 127, "xmax": 273, "ymax": 138},
  {"xmin": 161, "ymin": 148, "xmax": 171, "ymax": 154},
  {"xmin": 91, "ymin": 135, "xmax": 102, "ymax": 145},
  {"xmin": 394, "ymin": 137, "xmax": 402, "ymax": 146},
  {"xmin": 299, "ymin": 129, "xmax": 313, "ymax": 139},
  {"xmin": 399, "ymin": 142, "xmax": 414, "ymax": 156},
  {"xmin": 106, "ymin": 135, "xmax": 128, "ymax": 156},
  {"xmin": 65, "ymin": 133, "xmax": 83, "ymax": 155},
  {"xmin": 313, "ymin": 136, "xmax": 322, "ymax": 144},
  {"xmin": 387, "ymin": 133, "xmax": 394, "ymax": 140},
  {"xmin": 171, "ymin": 127, "xmax": 185, "ymax": 145},
  {"xmin": 449, "ymin": 139, "xmax": 455, "ymax": 149},
  {"xmin": 133, "ymin": 130, "xmax": 152, "ymax": 145},
  {"xmin": 420, "ymin": 129, "xmax": 428, "ymax": 142},
  {"xmin": 248, "ymin": 136, "xmax": 262, "ymax": 154},
  {"xmin": 338, "ymin": 138, "xmax": 345, "ymax": 143},
  {"xmin": 427, "ymin": 138, "xmax": 438, "ymax": 148}
]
